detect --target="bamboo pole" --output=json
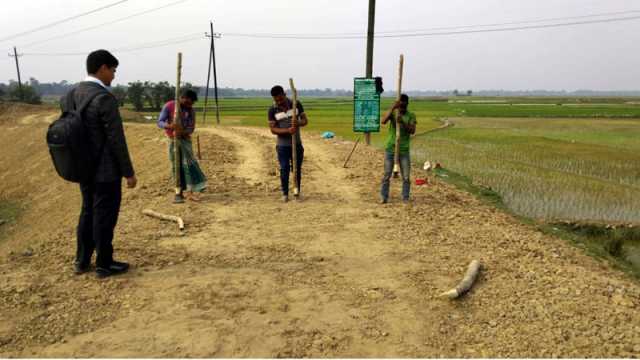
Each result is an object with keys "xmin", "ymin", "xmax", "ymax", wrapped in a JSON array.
[
  {"xmin": 393, "ymin": 54, "xmax": 404, "ymax": 178},
  {"xmin": 173, "ymin": 53, "xmax": 184, "ymax": 204},
  {"xmin": 289, "ymin": 78, "xmax": 300, "ymax": 197},
  {"xmin": 196, "ymin": 135, "xmax": 201, "ymax": 160},
  {"xmin": 439, "ymin": 260, "xmax": 482, "ymax": 299},
  {"xmin": 343, "ymin": 137, "xmax": 361, "ymax": 168},
  {"xmin": 143, "ymin": 209, "xmax": 185, "ymax": 231}
]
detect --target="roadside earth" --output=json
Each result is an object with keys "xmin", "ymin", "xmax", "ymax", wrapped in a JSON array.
[{"xmin": 0, "ymin": 103, "xmax": 639, "ymax": 357}]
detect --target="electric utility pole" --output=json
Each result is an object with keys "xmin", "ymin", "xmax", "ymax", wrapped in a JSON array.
[
  {"xmin": 203, "ymin": 23, "xmax": 222, "ymax": 125},
  {"xmin": 365, "ymin": 0, "xmax": 376, "ymax": 145},
  {"xmin": 8, "ymin": 46, "xmax": 23, "ymax": 100}
]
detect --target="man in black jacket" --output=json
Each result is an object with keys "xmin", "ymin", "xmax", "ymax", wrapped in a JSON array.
[{"xmin": 62, "ymin": 49, "xmax": 137, "ymax": 278}]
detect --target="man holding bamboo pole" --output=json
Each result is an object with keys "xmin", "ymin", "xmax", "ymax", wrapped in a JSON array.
[
  {"xmin": 157, "ymin": 53, "xmax": 205, "ymax": 203},
  {"xmin": 380, "ymin": 93, "xmax": 416, "ymax": 204},
  {"xmin": 157, "ymin": 88, "xmax": 207, "ymax": 202},
  {"xmin": 268, "ymin": 85, "xmax": 308, "ymax": 202}
]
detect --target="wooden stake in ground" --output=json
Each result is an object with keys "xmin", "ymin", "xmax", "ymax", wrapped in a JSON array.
[
  {"xmin": 439, "ymin": 260, "xmax": 482, "ymax": 299},
  {"xmin": 173, "ymin": 53, "xmax": 185, "ymax": 204},
  {"xmin": 393, "ymin": 54, "xmax": 404, "ymax": 178},
  {"xmin": 343, "ymin": 136, "xmax": 361, "ymax": 168},
  {"xmin": 142, "ymin": 209, "xmax": 185, "ymax": 231},
  {"xmin": 289, "ymin": 78, "xmax": 300, "ymax": 197},
  {"xmin": 196, "ymin": 135, "xmax": 201, "ymax": 160}
]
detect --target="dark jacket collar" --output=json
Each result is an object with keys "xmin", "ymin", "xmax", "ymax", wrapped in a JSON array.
[{"xmin": 79, "ymin": 81, "xmax": 108, "ymax": 91}]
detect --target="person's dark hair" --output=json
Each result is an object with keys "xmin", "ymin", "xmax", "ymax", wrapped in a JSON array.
[
  {"xmin": 270, "ymin": 85, "xmax": 285, "ymax": 97},
  {"xmin": 86, "ymin": 50, "xmax": 119, "ymax": 74},
  {"xmin": 400, "ymin": 94, "xmax": 409, "ymax": 103},
  {"xmin": 181, "ymin": 89, "xmax": 198, "ymax": 102}
]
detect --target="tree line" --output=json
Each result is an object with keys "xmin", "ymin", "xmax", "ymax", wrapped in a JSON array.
[
  {"xmin": 0, "ymin": 78, "xmax": 355, "ymax": 110},
  {"xmin": 5, "ymin": 78, "xmax": 639, "ymax": 108},
  {"xmin": 0, "ymin": 78, "xmax": 200, "ymax": 111},
  {"xmin": 117, "ymin": 81, "xmax": 199, "ymax": 111},
  {"xmin": 0, "ymin": 79, "xmax": 44, "ymax": 104}
]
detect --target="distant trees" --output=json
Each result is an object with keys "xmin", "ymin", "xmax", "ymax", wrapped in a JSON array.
[
  {"xmin": 7, "ymin": 83, "xmax": 41, "ymax": 104},
  {"xmin": 145, "ymin": 81, "xmax": 175, "ymax": 111},
  {"xmin": 130, "ymin": 81, "xmax": 200, "ymax": 112},
  {"xmin": 1, "ymin": 77, "xmax": 367, "ymax": 108},
  {"xmin": 1, "ymin": 83, "xmax": 12, "ymax": 101},
  {"xmin": 183, "ymin": 82, "xmax": 199, "ymax": 95},
  {"xmin": 127, "ymin": 81, "xmax": 145, "ymax": 111},
  {"xmin": 452, "ymin": 89, "xmax": 473, "ymax": 97},
  {"xmin": 0, "ymin": 79, "xmax": 42, "ymax": 104},
  {"xmin": 198, "ymin": 87, "xmax": 352, "ymax": 97},
  {"xmin": 112, "ymin": 85, "xmax": 128, "ymax": 107},
  {"xmin": 128, "ymin": 81, "xmax": 197, "ymax": 112},
  {"xmin": 28, "ymin": 78, "xmax": 73, "ymax": 96}
]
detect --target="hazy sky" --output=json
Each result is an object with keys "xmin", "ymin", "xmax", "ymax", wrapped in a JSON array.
[{"xmin": 1, "ymin": 0, "xmax": 640, "ymax": 90}]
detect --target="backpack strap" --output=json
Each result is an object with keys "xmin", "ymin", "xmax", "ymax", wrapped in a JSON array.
[
  {"xmin": 64, "ymin": 88, "xmax": 77, "ymax": 112},
  {"xmin": 71, "ymin": 87, "xmax": 111, "ymax": 180},
  {"xmin": 64, "ymin": 86, "xmax": 108, "ymax": 115}
]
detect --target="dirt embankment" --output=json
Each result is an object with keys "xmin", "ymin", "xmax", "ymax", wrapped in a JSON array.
[{"xmin": 0, "ymin": 103, "xmax": 639, "ymax": 357}]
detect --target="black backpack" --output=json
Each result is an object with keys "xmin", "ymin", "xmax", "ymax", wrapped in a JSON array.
[{"xmin": 46, "ymin": 88, "xmax": 105, "ymax": 183}]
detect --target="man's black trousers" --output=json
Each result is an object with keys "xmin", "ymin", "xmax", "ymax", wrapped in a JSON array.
[{"xmin": 76, "ymin": 181, "xmax": 121, "ymax": 268}]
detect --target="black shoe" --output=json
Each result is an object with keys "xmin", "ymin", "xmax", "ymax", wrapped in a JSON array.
[
  {"xmin": 74, "ymin": 262, "xmax": 90, "ymax": 275},
  {"xmin": 96, "ymin": 261, "xmax": 130, "ymax": 278}
]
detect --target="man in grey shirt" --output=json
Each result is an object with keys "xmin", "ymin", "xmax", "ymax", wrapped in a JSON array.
[{"xmin": 268, "ymin": 85, "xmax": 308, "ymax": 202}]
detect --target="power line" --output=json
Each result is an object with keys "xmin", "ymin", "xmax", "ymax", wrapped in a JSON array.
[
  {"xmin": 0, "ymin": 0, "xmax": 129, "ymax": 43},
  {"xmin": 21, "ymin": 0, "xmax": 189, "ymax": 49},
  {"xmin": 219, "ymin": 8, "xmax": 640, "ymax": 37},
  {"xmin": 16, "ymin": 11, "xmax": 640, "ymax": 57},
  {"xmin": 377, "ymin": 14, "xmax": 640, "ymax": 38},
  {"xmin": 374, "ymin": 8, "xmax": 640, "ymax": 35},
  {"xmin": 115, "ymin": 34, "xmax": 203, "ymax": 53},
  {"xmin": 21, "ymin": 33, "xmax": 204, "ymax": 57},
  {"xmin": 224, "ymin": 13, "xmax": 640, "ymax": 39}
]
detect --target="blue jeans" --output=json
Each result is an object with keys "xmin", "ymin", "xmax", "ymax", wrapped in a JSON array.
[
  {"xmin": 276, "ymin": 145, "xmax": 304, "ymax": 196},
  {"xmin": 381, "ymin": 150, "xmax": 411, "ymax": 201}
]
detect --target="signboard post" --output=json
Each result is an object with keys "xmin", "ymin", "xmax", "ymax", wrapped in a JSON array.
[{"xmin": 353, "ymin": 77, "xmax": 380, "ymax": 133}]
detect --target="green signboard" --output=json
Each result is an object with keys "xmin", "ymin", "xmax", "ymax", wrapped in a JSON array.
[{"xmin": 353, "ymin": 78, "xmax": 380, "ymax": 133}]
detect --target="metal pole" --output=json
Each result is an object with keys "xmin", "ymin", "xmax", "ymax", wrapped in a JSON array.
[
  {"xmin": 364, "ymin": 0, "xmax": 375, "ymax": 145},
  {"xmin": 202, "ymin": 24, "xmax": 214, "ymax": 126},
  {"xmin": 12, "ymin": 47, "xmax": 23, "ymax": 100},
  {"xmin": 211, "ymin": 21, "xmax": 221, "ymax": 125}
]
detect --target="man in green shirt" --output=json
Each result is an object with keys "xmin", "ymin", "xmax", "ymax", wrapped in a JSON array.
[{"xmin": 380, "ymin": 94, "xmax": 417, "ymax": 204}]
